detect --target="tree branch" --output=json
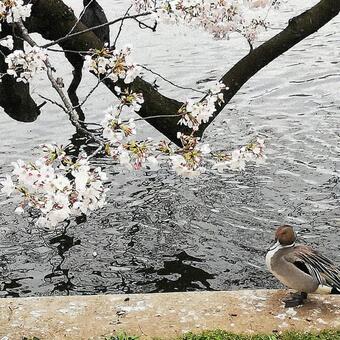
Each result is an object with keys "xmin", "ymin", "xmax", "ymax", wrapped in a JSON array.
[
  {"xmin": 25, "ymin": 0, "xmax": 187, "ymax": 145},
  {"xmin": 16, "ymin": 20, "xmax": 104, "ymax": 145},
  {"xmin": 23, "ymin": 0, "xmax": 340, "ymax": 145},
  {"xmin": 0, "ymin": 27, "xmax": 40, "ymax": 122},
  {"xmin": 197, "ymin": 0, "xmax": 340, "ymax": 136}
]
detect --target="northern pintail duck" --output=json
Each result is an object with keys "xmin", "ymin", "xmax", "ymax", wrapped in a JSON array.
[{"xmin": 266, "ymin": 225, "xmax": 340, "ymax": 307}]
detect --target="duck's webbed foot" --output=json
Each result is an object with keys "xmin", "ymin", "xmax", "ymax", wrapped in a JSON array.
[{"xmin": 283, "ymin": 292, "xmax": 307, "ymax": 308}]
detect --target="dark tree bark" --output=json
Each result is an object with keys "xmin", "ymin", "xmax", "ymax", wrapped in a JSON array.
[
  {"xmin": 25, "ymin": 0, "xmax": 186, "ymax": 143},
  {"xmin": 66, "ymin": 0, "xmax": 110, "ymax": 122},
  {"xmin": 0, "ymin": 27, "xmax": 40, "ymax": 122},
  {"xmin": 4, "ymin": 0, "xmax": 340, "ymax": 143}
]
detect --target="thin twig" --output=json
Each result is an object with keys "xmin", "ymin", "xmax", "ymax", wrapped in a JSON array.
[
  {"xmin": 38, "ymin": 94, "xmax": 67, "ymax": 113},
  {"xmin": 41, "ymin": 12, "xmax": 152, "ymax": 49},
  {"xmin": 74, "ymin": 78, "xmax": 103, "ymax": 109},
  {"xmin": 112, "ymin": 5, "xmax": 132, "ymax": 49},
  {"xmin": 46, "ymin": 47, "xmax": 91, "ymax": 54},
  {"xmin": 134, "ymin": 17, "xmax": 157, "ymax": 31},
  {"xmin": 139, "ymin": 64, "xmax": 207, "ymax": 94},
  {"xmin": 16, "ymin": 20, "xmax": 105, "ymax": 145},
  {"xmin": 72, "ymin": 73, "xmax": 112, "ymax": 110},
  {"xmin": 67, "ymin": 0, "xmax": 96, "ymax": 37},
  {"xmin": 86, "ymin": 144, "xmax": 104, "ymax": 160},
  {"xmin": 122, "ymin": 114, "xmax": 180, "ymax": 124},
  {"xmin": 0, "ymin": 48, "xmax": 7, "ymax": 58}
]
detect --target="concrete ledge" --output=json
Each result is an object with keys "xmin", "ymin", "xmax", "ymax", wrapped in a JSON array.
[{"xmin": 0, "ymin": 290, "xmax": 339, "ymax": 339}]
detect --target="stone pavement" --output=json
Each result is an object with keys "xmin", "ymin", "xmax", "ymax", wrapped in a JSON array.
[{"xmin": 0, "ymin": 290, "xmax": 339, "ymax": 339}]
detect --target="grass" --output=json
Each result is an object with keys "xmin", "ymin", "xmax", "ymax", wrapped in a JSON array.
[
  {"xmin": 21, "ymin": 330, "xmax": 340, "ymax": 340},
  {"xmin": 105, "ymin": 333, "xmax": 140, "ymax": 340},
  {"xmin": 180, "ymin": 329, "xmax": 340, "ymax": 340},
  {"xmin": 104, "ymin": 330, "xmax": 340, "ymax": 340}
]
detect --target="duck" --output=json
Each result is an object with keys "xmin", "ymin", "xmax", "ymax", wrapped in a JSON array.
[{"xmin": 266, "ymin": 225, "xmax": 340, "ymax": 307}]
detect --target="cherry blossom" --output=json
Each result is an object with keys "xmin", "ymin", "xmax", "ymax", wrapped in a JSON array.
[
  {"xmin": 0, "ymin": 144, "xmax": 108, "ymax": 228},
  {"xmin": 246, "ymin": 0, "xmax": 270, "ymax": 9},
  {"xmin": 0, "ymin": 174, "xmax": 15, "ymax": 196},
  {"xmin": 85, "ymin": 44, "xmax": 141, "ymax": 84},
  {"xmin": 0, "ymin": 35, "xmax": 13, "ymax": 50},
  {"xmin": 212, "ymin": 138, "xmax": 266, "ymax": 172},
  {"xmin": 132, "ymin": 0, "xmax": 276, "ymax": 42},
  {"xmin": 178, "ymin": 82, "xmax": 227, "ymax": 131},
  {"xmin": 0, "ymin": 0, "xmax": 32, "ymax": 29},
  {"xmin": 5, "ymin": 47, "xmax": 48, "ymax": 83},
  {"xmin": 170, "ymin": 154, "xmax": 202, "ymax": 178},
  {"xmin": 0, "ymin": 2, "xmax": 271, "ymax": 229}
]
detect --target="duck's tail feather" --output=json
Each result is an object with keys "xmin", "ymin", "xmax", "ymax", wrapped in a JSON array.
[{"xmin": 331, "ymin": 286, "xmax": 340, "ymax": 294}]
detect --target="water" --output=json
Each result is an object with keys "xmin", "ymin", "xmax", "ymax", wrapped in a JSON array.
[{"xmin": 0, "ymin": 1, "xmax": 339, "ymax": 297}]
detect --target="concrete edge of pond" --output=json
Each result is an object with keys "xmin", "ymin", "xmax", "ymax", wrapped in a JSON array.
[{"xmin": 0, "ymin": 289, "xmax": 339, "ymax": 339}]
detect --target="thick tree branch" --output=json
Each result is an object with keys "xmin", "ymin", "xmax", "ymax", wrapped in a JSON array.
[
  {"xmin": 0, "ymin": 27, "xmax": 40, "ymax": 122},
  {"xmin": 0, "ymin": 48, "xmax": 41, "ymax": 122},
  {"xmin": 16, "ymin": 20, "xmax": 104, "ymax": 145},
  {"xmin": 25, "ymin": 0, "xmax": 185, "ymax": 144},
  {"xmin": 23, "ymin": 0, "xmax": 340, "ymax": 145},
  {"xmin": 197, "ymin": 0, "xmax": 340, "ymax": 135}
]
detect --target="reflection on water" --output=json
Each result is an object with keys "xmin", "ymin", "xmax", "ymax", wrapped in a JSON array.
[
  {"xmin": 44, "ymin": 228, "xmax": 81, "ymax": 295},
  {"xmin": 0, "ymin": 1, "xmax": 340, "ymax": 297},
  {"xmin": 136, "ymin": 251, "xmax": 215, "ymax": 292}
]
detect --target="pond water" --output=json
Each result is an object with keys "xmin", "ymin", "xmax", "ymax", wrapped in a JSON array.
[{"xmin": 0, "ymin": 1, "xmax": 339, "ymax": 297}]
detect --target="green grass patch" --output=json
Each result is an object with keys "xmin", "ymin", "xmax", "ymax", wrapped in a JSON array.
[
  {"xmin": 22, "ymin": 330, "xmax": 340, "ymax": 340},
  {"xmin": 104, "ymin": 330, "xmax": 340, "ymax": 340},
  {"xmin": 105, "ymin": 332, "xmax": 139, "ymax": 340},
  {"xmin": 180, "ymin": 330, "xmax": 340, "ymax": 340}
]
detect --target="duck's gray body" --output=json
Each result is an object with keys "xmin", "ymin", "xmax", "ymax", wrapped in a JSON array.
[{"xmin": 266, "ymin": 242, "xmax": 340, "ymax": 295}]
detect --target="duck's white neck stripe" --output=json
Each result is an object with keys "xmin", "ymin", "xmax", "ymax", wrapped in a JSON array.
[
  {"xmin": 269, "ymin": 240, "xmax": 295, "ymax": 251},
  {"xmin": 266, "ymin": 241, "xmax": 295, "ymax": 272}
]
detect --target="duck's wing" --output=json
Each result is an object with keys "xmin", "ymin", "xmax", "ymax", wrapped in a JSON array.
[{"xmin": 285, "ymin": 245, "xmax": 340, "ymax": 290}]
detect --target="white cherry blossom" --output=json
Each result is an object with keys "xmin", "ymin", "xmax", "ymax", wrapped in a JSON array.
[
  {"xmin": 0, "ymin": 0, "xmax": 32, "ymax": 29},
  {"xmin": 0, "ymin": 35, "xmax": 14, "ymax": 50},
  {"xmin": 85, "ymin": 45, "xmax": 140, "ymax": 84},
  {"xmin": 178, "ymin": 82, "xmax": 227, "ymax": 130},
  {"xmin": 132, "ymin": 0, "xmax": 275, "ymax": 42},
  {"xmin": 0, "ymin": 145, "xmax": 107, "ymax": 228},
  {"xmin": 0, "ymin": 175, "xmax": 15, "ymax": 196},
  {"xmin": 5, "ymin": 47, "xmax": 48, "ymax": 83}
]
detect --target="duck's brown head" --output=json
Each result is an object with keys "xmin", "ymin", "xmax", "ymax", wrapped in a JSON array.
[{"xmin": 275, "ymin": 225, "xmax": 296, "ymax": 246}]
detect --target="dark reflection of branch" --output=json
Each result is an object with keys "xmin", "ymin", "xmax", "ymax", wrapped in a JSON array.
[
  {"xmin": 0, "ymin": 27, "xmax": 40, "ymax": 122},
  {"xmin": 65, "ymin": 52, "xmax": 86, "ymax": 122},
  {"xmin": 136, "ymin": 251, "xmax": 215, "ymax": 292},
  {"xmin": 44, "ymin": 222, "xmax": 81, "ymax": 295},
  {"xmin": 116, "ymin": 274, "xmax": 133, "ymax": 294},
  {"xmin": 65, "ymin": 130, "xmax": 103, "ymax": 160},
  {"xmin": 0, "ymin": 277, "xmax": 33, "ymax": 297},
  {"xmin": 65, "ymin": 0, "xmax": 110, "ymax": 123}
]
